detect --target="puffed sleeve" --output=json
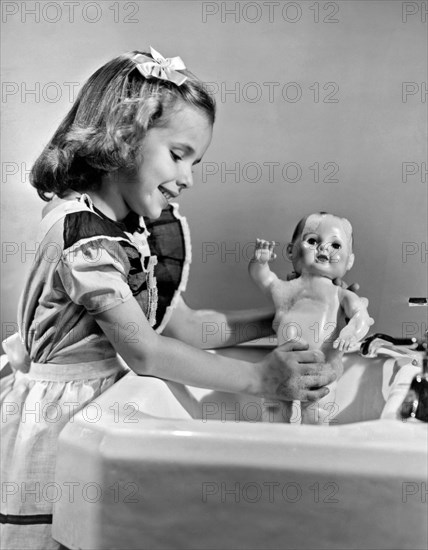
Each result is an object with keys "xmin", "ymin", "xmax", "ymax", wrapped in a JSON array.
[{"xmin": 57, "ymin": 237, "xmax": 133, "ymax": 314}]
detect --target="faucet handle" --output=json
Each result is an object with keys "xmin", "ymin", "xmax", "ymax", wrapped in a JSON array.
[
  {"xmin": 360, "ymin": 333, "xmax": 418, "ymax": 358},
  {"xmin": 401, "ymin": 337, "xmax": 428, "ymax": 422},
  {"xmin": 400, "ymin": 372, "xmax": 428, "ymax": 422}
]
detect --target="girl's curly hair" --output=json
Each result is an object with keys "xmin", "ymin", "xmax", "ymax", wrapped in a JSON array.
[{"xmin": 30, "ymin": 51, "xmax": 216, "ymax": 201}]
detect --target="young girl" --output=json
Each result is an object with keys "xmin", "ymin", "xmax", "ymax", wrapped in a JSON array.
[{"xmin": 0, "ymin": 48, "xmax": 336, "ymax": 549}]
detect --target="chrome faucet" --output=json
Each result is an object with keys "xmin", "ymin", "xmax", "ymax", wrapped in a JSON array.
[
  {"xmin": 360, "ymin": 333, "xmax": 428, "ymax": 422},
  {"xmin": 400, "ymin": 343, "xmax": 428, "ymax": 422},
  {"xmin": 360, "ymin": 333, "xmax": 421, "ymax": 365}
]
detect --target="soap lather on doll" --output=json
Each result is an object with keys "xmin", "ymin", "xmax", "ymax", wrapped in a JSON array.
[{"xmin": 249, "ymin": 212, "xmax": 374, "ymax": 425}]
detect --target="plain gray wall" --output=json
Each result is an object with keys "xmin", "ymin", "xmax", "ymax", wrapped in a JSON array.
[{"xmin": 1, "ymin": 0, "xmax": 427, "ymax": 347}]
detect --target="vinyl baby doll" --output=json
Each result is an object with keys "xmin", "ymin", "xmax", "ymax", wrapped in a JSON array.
[{"xmin": 249, "ymin": 212, "xmax": 373, "ymax": 424}]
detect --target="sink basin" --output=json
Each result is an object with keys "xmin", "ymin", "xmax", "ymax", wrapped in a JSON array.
[{"xmin": 53, "ymin": 344, "xmax": 428, "ymax": 550}]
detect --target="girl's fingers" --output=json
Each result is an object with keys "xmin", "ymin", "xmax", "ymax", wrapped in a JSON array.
[
  {"xmin": 347, "ymin": 283, "xmax": 360, "ymax": 292},
  {"xmin": 275, "ymin": 343, "xmax": 324, "ymax": 364},
  {"xmin": 303, "ymin": 371, "xmax": 337, "ymax": 389},
  {"xmin": 294, "ymin": 351, "xmax": 326, "ymax": 365},
  {"xmin": 333, "ymin": 278, "xmax": 360, "ymax": 292},
  {"xmin": 302, "ymin": 387, "xmax": 331, "ymax": 402},
  {"xmin": 275, "ymin": 339, "xmax": 309, "ymax": 352}
]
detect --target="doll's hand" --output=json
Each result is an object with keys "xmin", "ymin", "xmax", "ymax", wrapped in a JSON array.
[
  {"xmin": 333, "ymin": 327, "xmax": 359, "ymax": 351},
  {"xmin": 252, "ymin": 239, "xmax": 277, "ymax": 264},
  {"xmin": 286, "ymin": 271, "xmax": 299, "ymax": 281}
]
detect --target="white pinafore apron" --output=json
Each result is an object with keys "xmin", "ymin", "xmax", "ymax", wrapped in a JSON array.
[{"xmin": 0, "ymin": 198, "xmax": 129, "ymax": 550}]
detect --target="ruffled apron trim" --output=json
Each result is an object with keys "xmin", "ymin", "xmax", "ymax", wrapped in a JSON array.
[{"xmin": 155, "ymin": 202, "xmax": 192, "ymax": 333}]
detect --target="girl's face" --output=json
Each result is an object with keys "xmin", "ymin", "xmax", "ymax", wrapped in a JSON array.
[{"xmin": 108, "ymin": 103, "xmax": 213, "ymax": 220}]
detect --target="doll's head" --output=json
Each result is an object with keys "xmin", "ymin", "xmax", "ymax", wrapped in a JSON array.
[
  {"xmin": 286, "ymin": 212, "xmax": 355, "ymax": 280},
  {"xmin": 30, "ymin": 49, "xmax": 216, "ymax": 201}
]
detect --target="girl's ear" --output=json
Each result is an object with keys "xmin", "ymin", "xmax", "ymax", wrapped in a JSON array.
[
  {"xmin": 286, "ymin": 243, "xmax": 294, "ymax": 260},
  {"xmin": 346, "ymin": 253, "xmax": 355, "ymax": 271}
]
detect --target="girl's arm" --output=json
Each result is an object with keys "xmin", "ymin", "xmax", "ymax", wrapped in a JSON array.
[
  {"xmin": 161, "ymin": 296, "xmax": 275, "ymax": 349},
  {"xmin": 94, "ymin": 297, "xmax": 336, "ymax": 402},
  {"xmin": 333, "ymin": 289, "xmax": 374, "ymax": 351}
]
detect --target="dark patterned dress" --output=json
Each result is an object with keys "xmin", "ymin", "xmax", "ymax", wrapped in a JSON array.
[{"xmin": 0, "ymin": 193, "xmax": 191, "ymax": 549}]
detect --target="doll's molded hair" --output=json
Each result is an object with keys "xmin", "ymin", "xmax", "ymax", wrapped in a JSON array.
[
  {"xmin": 30, "ymin": 51, "xmax": 216, "ymax": 201},
  {"xmin": 290, "ymin": 211, "xmax": 354, "ymax": 250}
]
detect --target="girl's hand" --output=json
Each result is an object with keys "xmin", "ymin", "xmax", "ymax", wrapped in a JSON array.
[
  {"xmin": 256, "ymin": 339, "xmax": 337, "ymax": 402},
  {"xmin": 252, "ymin": 239, "xmax": 277, "ymax": 264},
  {"xmin": 332, "ymin": 278, "xmax": 360, "ymax": 293}
]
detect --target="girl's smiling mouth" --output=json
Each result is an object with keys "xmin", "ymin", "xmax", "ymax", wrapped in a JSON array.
[{"xmin": 159, "ymin": 186, "xmax": 178, "ymax": 202}]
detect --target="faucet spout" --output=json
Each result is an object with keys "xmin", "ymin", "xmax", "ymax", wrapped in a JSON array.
[
  {"xmin": 360, "ymin": 333, "xmax": 420, "ymax": 365},
  {"xmin": 360, "ymin": 333, "xmax": 418, "ymax": 357},
  {"xmin": 400, "ymin": 343, "xmax": 428, "ymax": 422}
]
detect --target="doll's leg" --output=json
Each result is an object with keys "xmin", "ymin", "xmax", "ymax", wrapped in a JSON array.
[
  {"xmin": 262, "ymin": 399, "xmax": 296, "ymax": 423},
  {"xmin": 264, "ymin": 326, "xmax": 304, "ymax": 423},
  {"xmin": 301, "ymin": 355, "xmax": 343, "ymax": 425}
]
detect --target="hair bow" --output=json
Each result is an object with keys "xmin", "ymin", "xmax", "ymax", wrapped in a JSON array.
[{"xmin": 133, "ymin": 47, "xmax": 187, "ymax": 86}]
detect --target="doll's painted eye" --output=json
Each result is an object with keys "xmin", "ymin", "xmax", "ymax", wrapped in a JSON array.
[
  {"xmin": 331, "ymin": 242, "xmax": 342, "ymax": 250},
  {"xmin": 307, "ymin": 238, "xmax": 317, "ymax": 246}
]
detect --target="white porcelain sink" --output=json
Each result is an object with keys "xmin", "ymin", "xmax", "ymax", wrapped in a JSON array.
[{"xmin": 53, "ymin": 344, "xmax": 428, "ymax": 550}]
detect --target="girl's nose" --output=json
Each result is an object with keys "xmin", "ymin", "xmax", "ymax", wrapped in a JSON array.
[{"xmin": 177, "ymin": 164, "xmax": 193, "ymax": 189}]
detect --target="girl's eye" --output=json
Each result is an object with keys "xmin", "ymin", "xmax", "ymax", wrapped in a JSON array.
[
  {"xmin": 170, "ymin": 151, "xmax": 182, "ymax": 162},
  {"xmin": 331, "ymin": 242, "xmax": 342, "ymax": 250}
]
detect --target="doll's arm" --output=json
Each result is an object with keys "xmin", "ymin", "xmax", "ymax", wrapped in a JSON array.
[
  {"xmin": 333, "ymin": 289, "xmax": 374, "ymax": 351},
  {"xmin": 248, "ymin": 239, "xmax": 278, "ymax": 296}
]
